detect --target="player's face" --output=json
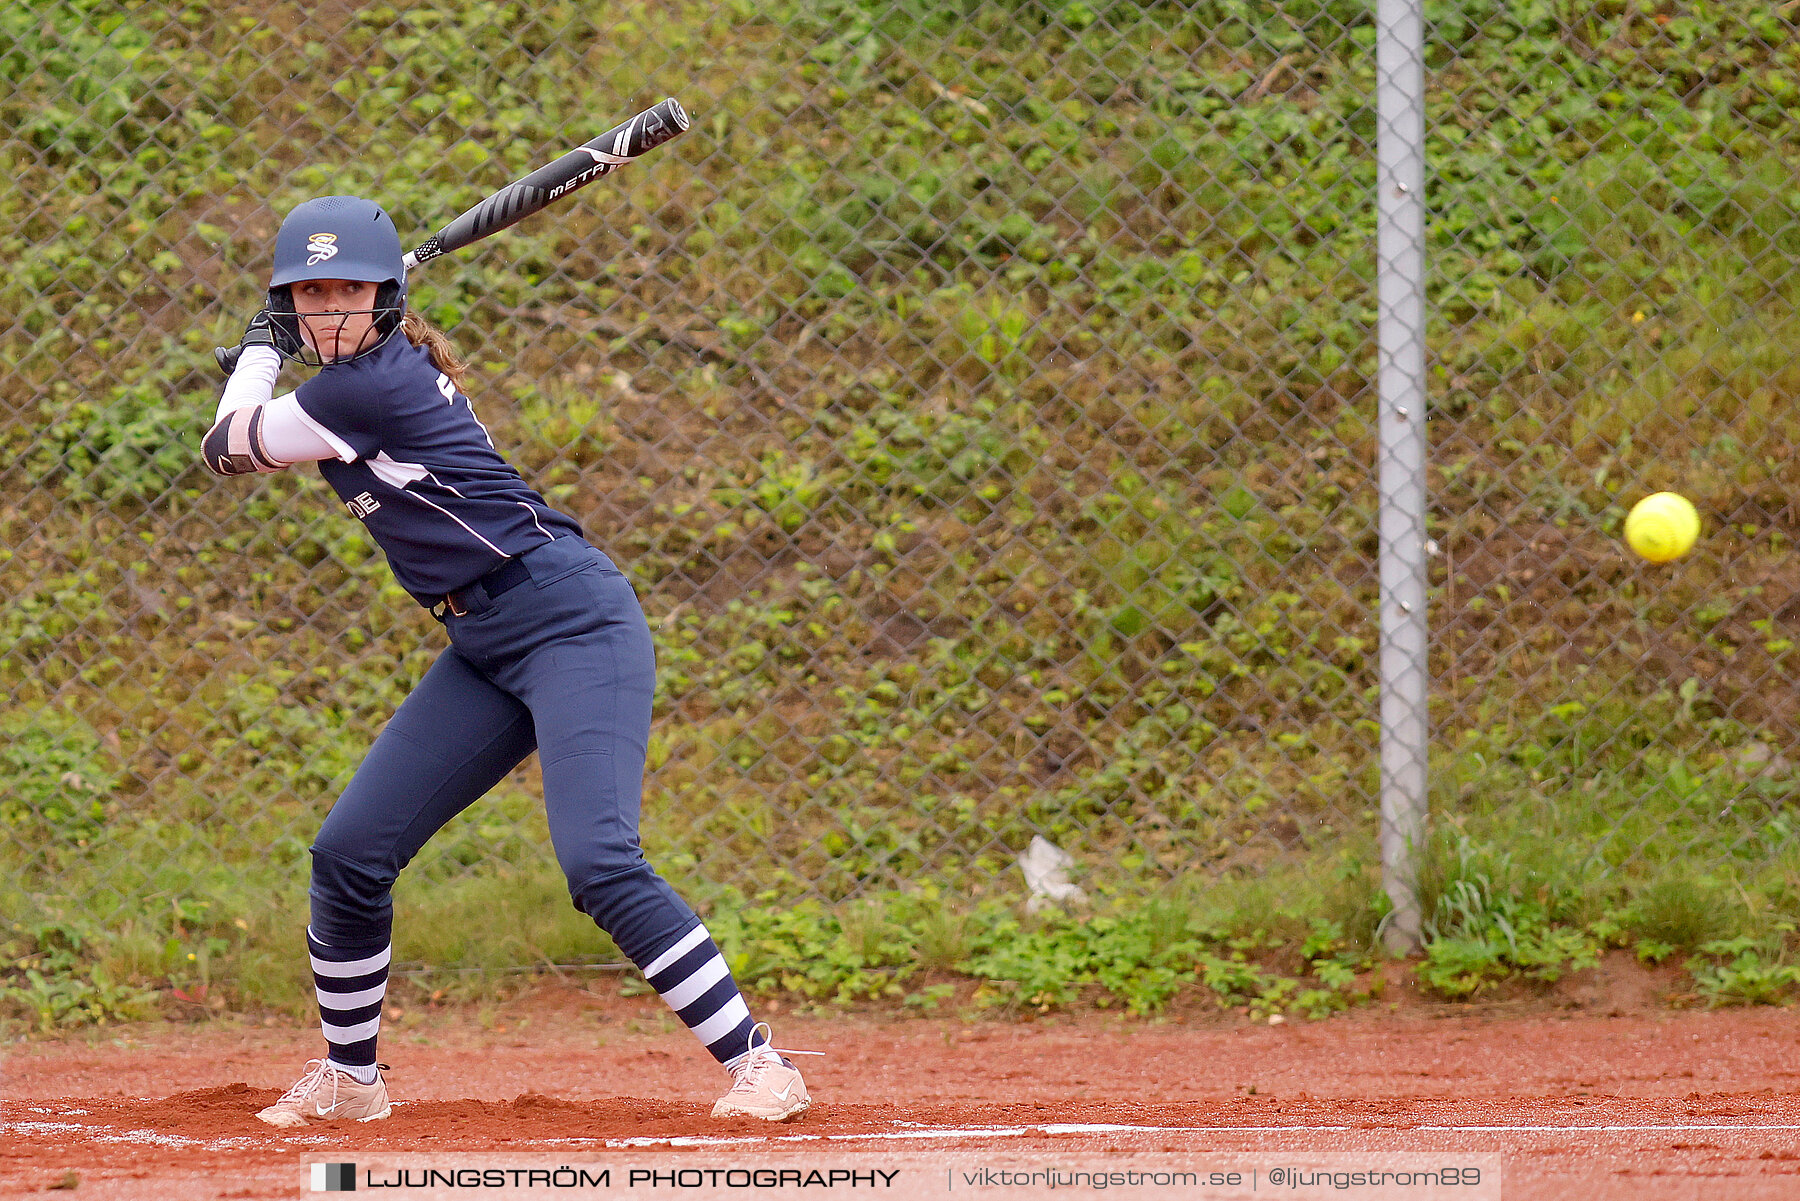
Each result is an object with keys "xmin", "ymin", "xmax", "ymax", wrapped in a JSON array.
[{"xmin": 292, "ymin": 279, "xmax": 381, "ymax": 362}]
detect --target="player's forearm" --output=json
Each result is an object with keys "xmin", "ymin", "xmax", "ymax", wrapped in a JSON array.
[{"xmin": 215, "ymin": 344, "xmax": 282, "ymax": 421}]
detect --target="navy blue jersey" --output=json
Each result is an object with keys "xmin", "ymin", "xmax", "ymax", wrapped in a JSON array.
[{"xmin": 293, "ymin": 333, "xmax": 584, "ymax": 604}]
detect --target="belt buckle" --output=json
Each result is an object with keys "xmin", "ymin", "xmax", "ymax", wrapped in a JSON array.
[{"xmin": 445, "ymin": 591, "xmax": 468, "ymax": 617}]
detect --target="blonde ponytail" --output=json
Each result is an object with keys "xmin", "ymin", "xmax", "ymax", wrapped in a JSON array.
[{"xmin": 401, "ymin": 310, "xmax": 469, "ymax": 389}]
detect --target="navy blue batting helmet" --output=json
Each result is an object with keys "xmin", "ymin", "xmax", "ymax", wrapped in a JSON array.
[{"xmin": 266, "ymin": 195, "xmax": 406, "ymax": 364}]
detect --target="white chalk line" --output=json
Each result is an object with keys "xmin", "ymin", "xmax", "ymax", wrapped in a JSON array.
[
  {"xmin": 1415, "ymin": 1124, "xmax": 1800, "ymax": 1133},
  {"xmin": 593, "ymin": 1121, "xmax": 1800, "ymax": 1148},
  {"xmin": 8, "ymin": 1112, "xmax": 1800, "ymax": 1154},
  {"xmin": 5, "ymin": 1119, "xmax": 267, "ymax": 1150}
]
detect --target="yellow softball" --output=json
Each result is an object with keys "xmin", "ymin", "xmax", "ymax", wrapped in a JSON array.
[{"xmin": 1624, "ymin": 492, "xmax": 1700, "ymax": 563}]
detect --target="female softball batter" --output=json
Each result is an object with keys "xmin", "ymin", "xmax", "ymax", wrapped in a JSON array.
[{"xmin": 201, "ymin": 195, "xmax": 812, "ymax": 1125}]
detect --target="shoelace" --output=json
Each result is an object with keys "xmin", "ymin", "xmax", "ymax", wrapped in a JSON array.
[
  {"xmin": 274, "ymin": 1059, "xmax": 337, "ymax": 1111},
  {"xmin": 274, "ymin": 1058, "xmax": 378, "ymax": 1114},
  {"xmin": 727, "ymin": 1021, "xmax": 823, "ymax": 1090},
  {"xmin": 726, "ymin": 1054, "xmax": 781, "ymax": 1092}
]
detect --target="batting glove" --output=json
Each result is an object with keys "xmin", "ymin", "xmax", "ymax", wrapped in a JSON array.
[{"xmin": 213, "ymin": 310, "xmax": 277, "ymax": 377}]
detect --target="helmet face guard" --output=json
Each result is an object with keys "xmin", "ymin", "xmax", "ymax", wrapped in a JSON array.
[
  {"xmin": 267, "ymin": 196, "xmax": 407, "ymax": 365},
  {"xmin": 267, "ymin": 279, "xmax": 404, "ymax": 366}
]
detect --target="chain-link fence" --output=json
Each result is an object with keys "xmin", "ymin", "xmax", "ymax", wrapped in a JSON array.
[{"xmin": 5, "ymin": 2, "xmax": 1799, "ymax": 939}]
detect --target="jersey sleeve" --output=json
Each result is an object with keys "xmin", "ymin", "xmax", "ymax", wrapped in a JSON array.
[
  {"xmin": 293, "ymin": 368, "xmax": 382, "ymax": 462},
  {"xmin": 200, "ymin": 391, "xmax": 344, "ymax": 476}
]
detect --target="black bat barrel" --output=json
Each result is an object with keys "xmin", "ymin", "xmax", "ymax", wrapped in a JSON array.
[{"xmin": 410, "ymin": 98, "xmax": 690, "ymax": 267}]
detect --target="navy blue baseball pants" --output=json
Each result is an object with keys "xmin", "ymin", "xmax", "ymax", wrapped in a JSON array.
[{"xmin": 305, "ymin": 537, "xmax": 759, "ymax": 1069}]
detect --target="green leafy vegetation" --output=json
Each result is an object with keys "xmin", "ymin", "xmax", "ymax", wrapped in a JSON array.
[
  {"xmin": 3, "ymin": 855, "xmax": 1390, "ymax": 1027},
  {"xmin": 1684, "ymin": 934, "xmax": 1800, "ymax": 1007}
]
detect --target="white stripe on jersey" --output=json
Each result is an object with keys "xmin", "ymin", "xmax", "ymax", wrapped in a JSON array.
[
  {"xmin": 518, "ymin": 501, "xmax": 555, "ymax": 541},
  {"xmin": 408, "ymin": 489, "xmax": 508, "ymax": 556},
  {"xmin": 367, "ymin": 451, "xmax": 431, "ymax": 489}
]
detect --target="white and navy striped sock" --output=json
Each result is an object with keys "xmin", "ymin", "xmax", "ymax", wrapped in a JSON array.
[
  {"xmin": 642, "ymin": 924, "xmax": 757, "ymax": 1066},
  {"xmin": 307, "ymin": 927, "xmax": 390, "ymax": 1071}
]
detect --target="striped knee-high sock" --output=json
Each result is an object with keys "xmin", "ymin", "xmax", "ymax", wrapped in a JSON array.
[
  {"xmin": 307, "ymin": 927, "xmax": 390, "ymax": 1070},
  {"xmin": 642, "ymin": 924, "xmax": 758, "ymax": 1066}
]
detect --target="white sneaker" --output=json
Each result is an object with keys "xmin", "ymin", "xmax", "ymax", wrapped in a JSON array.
[
  {"xmin": 256, "ymin": 1059, "xmax": 391, "ymax": 1128},
  {"xmin": 712, "ymin": 1023, "xmax": 816, "ymax": 1121}
]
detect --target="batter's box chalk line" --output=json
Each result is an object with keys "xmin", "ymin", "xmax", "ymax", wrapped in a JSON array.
[{"xmin": 9, "ymin": 1109, "xmax": 1800, "ymax": 1155}]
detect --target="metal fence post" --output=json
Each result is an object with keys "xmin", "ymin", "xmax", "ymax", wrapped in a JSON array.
[{"xmin": 1375, "ymin": 0, "xmax": 1430, "ymax": 954}]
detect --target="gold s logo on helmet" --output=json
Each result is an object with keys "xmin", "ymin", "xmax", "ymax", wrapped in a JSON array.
[{"xmin": 305, "ymin": 232, "xmax": 339, "ymax": 266}]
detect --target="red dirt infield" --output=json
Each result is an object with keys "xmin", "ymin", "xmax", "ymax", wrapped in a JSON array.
[{"xmin": 5, "ymin": 979, "xmax": 1799, "ymax": 1199}]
